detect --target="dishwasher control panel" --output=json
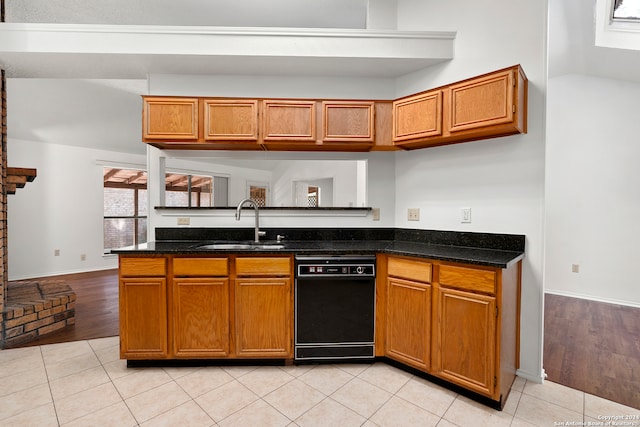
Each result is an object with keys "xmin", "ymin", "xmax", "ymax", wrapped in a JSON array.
[
  {"xmin": 295, "ymin": 256, "xmax": 375, "ymax": 277},
  {"xmin": 297, "ymin": 264, "xmax": 375, "ymax": 276}
]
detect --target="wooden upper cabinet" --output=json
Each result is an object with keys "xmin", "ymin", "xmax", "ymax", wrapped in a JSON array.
[
  {"xmin": 393, "ymin": 90, "xmax": 443, "ymax": 143},
  {"xmin": 448, "ymin": 68, "xmax": 516, "ymax": 132},
  {"xmin": 393, "ymin": 65, "xmax": 527, "ymax": 149},
  {"xmin": 203, "ymin": 99, "xmax": 259, "ymax": 142},
  {"xmin": 141, "ymin": 65, "xmax": 526, "ymax": 151},
  {"xmin": 262, "ymin": 100, "xmax": 316, "ymax": 142},
  {"xmin": 322, "ymin": 101, "xmax": 375, "ymax": 143},
  {"xmin": 142, "ymin": 97, "xmax": 199, "ymax": 141}
]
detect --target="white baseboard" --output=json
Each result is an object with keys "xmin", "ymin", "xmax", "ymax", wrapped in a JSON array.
[
  {"xmin": 516, "ymin": 368, "xmax": 546, "ymax": 384},
  {"xmin": 8, "ymin": 265, "xmax": 118, "ymax": 282},
  {"xmin": 545, "ymin": 289, "xmax": 640, "ymax": 309}
]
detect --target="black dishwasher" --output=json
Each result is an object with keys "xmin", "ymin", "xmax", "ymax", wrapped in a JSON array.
[{"xmin": 294, "ymin": 255, "xmax": 376, "ymax": 361}]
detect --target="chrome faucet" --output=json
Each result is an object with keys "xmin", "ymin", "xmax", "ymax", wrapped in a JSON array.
[{"xmin": 235, "ymin": 198, "xmax": 265, "ymax": 243}]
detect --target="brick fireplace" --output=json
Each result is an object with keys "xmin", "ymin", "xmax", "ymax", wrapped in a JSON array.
[{"xmin": 0, "ymin": 69, "xmax": 76, "ymax": 348}]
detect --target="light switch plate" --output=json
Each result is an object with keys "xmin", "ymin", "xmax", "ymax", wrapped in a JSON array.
[
  {"xmin": 461, "ymin": 208, "xmax": 472, "ymax": 223},
  {"xmin": 177, "ymin": 217, "xmax": 190, "ymax": 225},
  {"xmin": 408, "ymin": 208, "xmax": 420, "ymax": 221}
]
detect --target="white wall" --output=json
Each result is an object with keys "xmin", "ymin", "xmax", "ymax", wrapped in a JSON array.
[
  {"xmin": 6, "ymin": 140, "xmax": 145, "ymax": 279},
  {"xmin": 545, "ymin": 74, "xmax": 640, "ymax": 307},
  {"xmin": 271, "ymin": 160, "xmax": 360, "ymax": 207},
  {"xmin": 394, "ymin": 0, "xmax": 548, "ymax": 382}
]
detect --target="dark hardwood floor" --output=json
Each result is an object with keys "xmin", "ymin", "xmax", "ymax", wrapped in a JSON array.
[
  {"xmin": 7, "ymin": 270, "xmax": 639, "ymax": 409},
  {"xmin": 544, "ymin": 293, "xmax": 640, "ymax": 409},
  {"xmin": 15, "ymin": 269, "xmax": 119, "ymax": 347}
]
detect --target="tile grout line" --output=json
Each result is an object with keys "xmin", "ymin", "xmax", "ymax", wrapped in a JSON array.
[
  {"xmin": 90, "ymin": 338, "xmax": 140, "ymax": 427},
  {"xmin": 39, "ymin": 345, "xmax": 63, "ymax": 427}
]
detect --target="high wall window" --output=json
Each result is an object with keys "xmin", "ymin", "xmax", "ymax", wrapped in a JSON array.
[
  {"xmin": 595, "ymin": 0, "xmax": 640, "ymax": 50},
  {"xmin": 613, "ymin": 0, "xmax": 640, "ymax": 20}
]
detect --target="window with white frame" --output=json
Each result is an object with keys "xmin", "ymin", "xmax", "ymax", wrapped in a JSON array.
[
  {"xmin": 613, "ymin": 0, "xmax": 640, "ymax": 20},
  {"xmin": 596, "ymin": 0, "xmax": 640, "ymax": 50},
  {"xmin": 103, "ymin": 167, "xmax": 216, "ymax": 251},
  {"xmin": 103, "ymin": 168, "xmax": 148, "ymax": 252}
]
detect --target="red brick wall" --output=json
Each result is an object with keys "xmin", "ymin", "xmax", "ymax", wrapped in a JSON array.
[
  {"xmin": 0, "ymin": 70, "xmax": 7, "ymax": 324},
  {"xmin": 1, "ymin": 68, "xmax": 6, "ymax": 317}
]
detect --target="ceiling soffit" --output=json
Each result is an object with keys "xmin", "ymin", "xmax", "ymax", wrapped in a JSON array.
[{"xmin": 0, "ymin": 24, "xmax": 456, "ymax": 78}]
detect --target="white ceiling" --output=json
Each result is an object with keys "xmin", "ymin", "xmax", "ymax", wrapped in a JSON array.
[{"xmin": 5, "ymin": 0, "xmax": 369, "ymax": 28}]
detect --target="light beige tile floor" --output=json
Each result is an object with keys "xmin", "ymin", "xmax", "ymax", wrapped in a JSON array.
[{"xmin": 1, "ymin": 336, "xmax": 638, "ymax": 426}]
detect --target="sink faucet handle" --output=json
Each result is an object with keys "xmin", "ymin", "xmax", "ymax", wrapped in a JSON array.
[
  {"xmin": 276, "ymin": 234, "xmax": 286, "ymax": 242},
  {"xmin": 258, "ymin": 231, "xmax": 267, "ymax": 237}
]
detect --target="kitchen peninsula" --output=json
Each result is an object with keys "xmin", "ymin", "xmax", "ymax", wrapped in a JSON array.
[{"xmin": 113, "ymin": 227, "xmax": 524, "ymax": 409}]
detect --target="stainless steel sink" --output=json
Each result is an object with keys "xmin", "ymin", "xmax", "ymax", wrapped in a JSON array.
[{"xmin": 196, "ymin": 243, "xmax": 285, "ymax": 250}]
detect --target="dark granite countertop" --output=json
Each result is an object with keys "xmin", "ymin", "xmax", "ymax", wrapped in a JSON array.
[{"xmin": 111, "ymin": 228, "xmax": 525, "ymax": 268}]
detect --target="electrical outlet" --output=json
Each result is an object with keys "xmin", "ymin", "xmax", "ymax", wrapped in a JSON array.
[
  {"xmin": 177, "ymin": 217, "xmax": 190, "ymax": 225},
  {"xmin": 461, "ymin": 207, "xmax": 472, "ymax": 223},
  {"xmin": 572, "ymin": 264, "xmax": 579, "ymax": 273},
  {"xmin": 80, "ymin": 254, "xmax": 86, "ymax": 261},
  {"xmin": 372, "ymin": 208, "xmax": 380, "ymax": 221},
  {"xmin": 54, "ymin": 249, "xmax": 60, "ymax": 256},
  {"xmin": 407, "ymin": 208, "xmax": 420, "ymax": 221}
]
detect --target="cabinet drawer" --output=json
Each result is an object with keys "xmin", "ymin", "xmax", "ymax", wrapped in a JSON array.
[
  {"xmin": 236, "ymin": 257, "xmax": 291, "ymax": 276},
  {"xmin": 387, "ymin": 257, "xmax": 432, "ymax": 283},
  {"xmin": 173, "ymin": 258, "xmax": 229, "ymax": 276},
  {"xmin": 120, "ymin": 257, "xmax": 167, "ymax": 277},
  {"xmin": 439, "ymin": 265, "xmax": 496, "ymax": 294}
]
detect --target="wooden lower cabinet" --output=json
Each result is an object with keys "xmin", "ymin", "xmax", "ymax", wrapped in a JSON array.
[
  {"xmin": 172, "ymin": 277, "xmax": 229, "ymax": 358},
  {"xmin": 378, "ymin": 255, "xmax": 521, "ymax": 408},
  {"xmin": 434, "ymin": 287, "xmax": 496, "ymax": 397},
  {"xmin": 120, "ymin": 277, "xmax": 169, "ymax": 359},
  {"xmin": 119, "ymin": 255, "xmax": 293, "ymax": 360},
  {"xmin": 384, "ymin": 256, "xmax": 433, "ymax": 371},
  {"xmin": 234, "ymin": 277, "xmax": 292, "ymax": 357},
  {"xmin": 119, "ymin": 256, "xmax": 169, "ymax": 359},
  {"xmin": 386, "ymin": 277, "xmax": 431, "ymax": 371}
]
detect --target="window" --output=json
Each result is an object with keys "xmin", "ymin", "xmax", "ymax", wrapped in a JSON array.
[
  {"xmin": 595, "ymin": 0, "xmax": 640, "ymax": 50},
  {"xmin": 165, "ymin": 173, "xmax": 213, "ymax": 207},
  {"xmin": 103, "ymin": 168, "xmax": 148, "ymax": 252},
  {"xmin": 248, "ymin": 183, "xmax": 269, "ymax": 207},
  {"xmin": 103, "ymin": 167, "xmax": 218, "ymax": 251},
  {"xmin": 613, "ymin": 0, "xmax": 640, "ymax": 20},
  {"xmin": 307, "ymin": 186, "xmax": 319, "ymax": 207}
]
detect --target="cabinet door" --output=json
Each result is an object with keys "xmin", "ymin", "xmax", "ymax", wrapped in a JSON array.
[
  {"xmin": 172, "ymin": 278, "xmax": 229, "ymax": 358},
  {"xmin": 322, "ymin": 101, "xmax": 374, "ymax": 143},
  {"xmin": 448, "ymin": 69, "xmax": 514, "ymax": 133},
  {"xmin": 119, "ymin": 277, "xmax": 168, "ymax": 358},
  {"xmin": 262, "ymin": 100, "xmax": 316, "ymax": 142},
  {"xmin": 386, "ymin": 277, "xmax": 431, "ymax": 371},
  {"xmin": 234, "ymin": 277, "xmax": 291, "ymax": 357},
  {"xmin": 203, "ymin": 99, "xmax": 259, "ymax": 142},
  {"xmin": 435, "ymin": 287, "xmax": 496, "ymax": 397},
  {"xmin": 142, "ymin": 97, "xmax": 199, "ymax": 140},
  {"xmin": 392, "ymin": 90, "xmax": 443, "ymax": 143}
]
